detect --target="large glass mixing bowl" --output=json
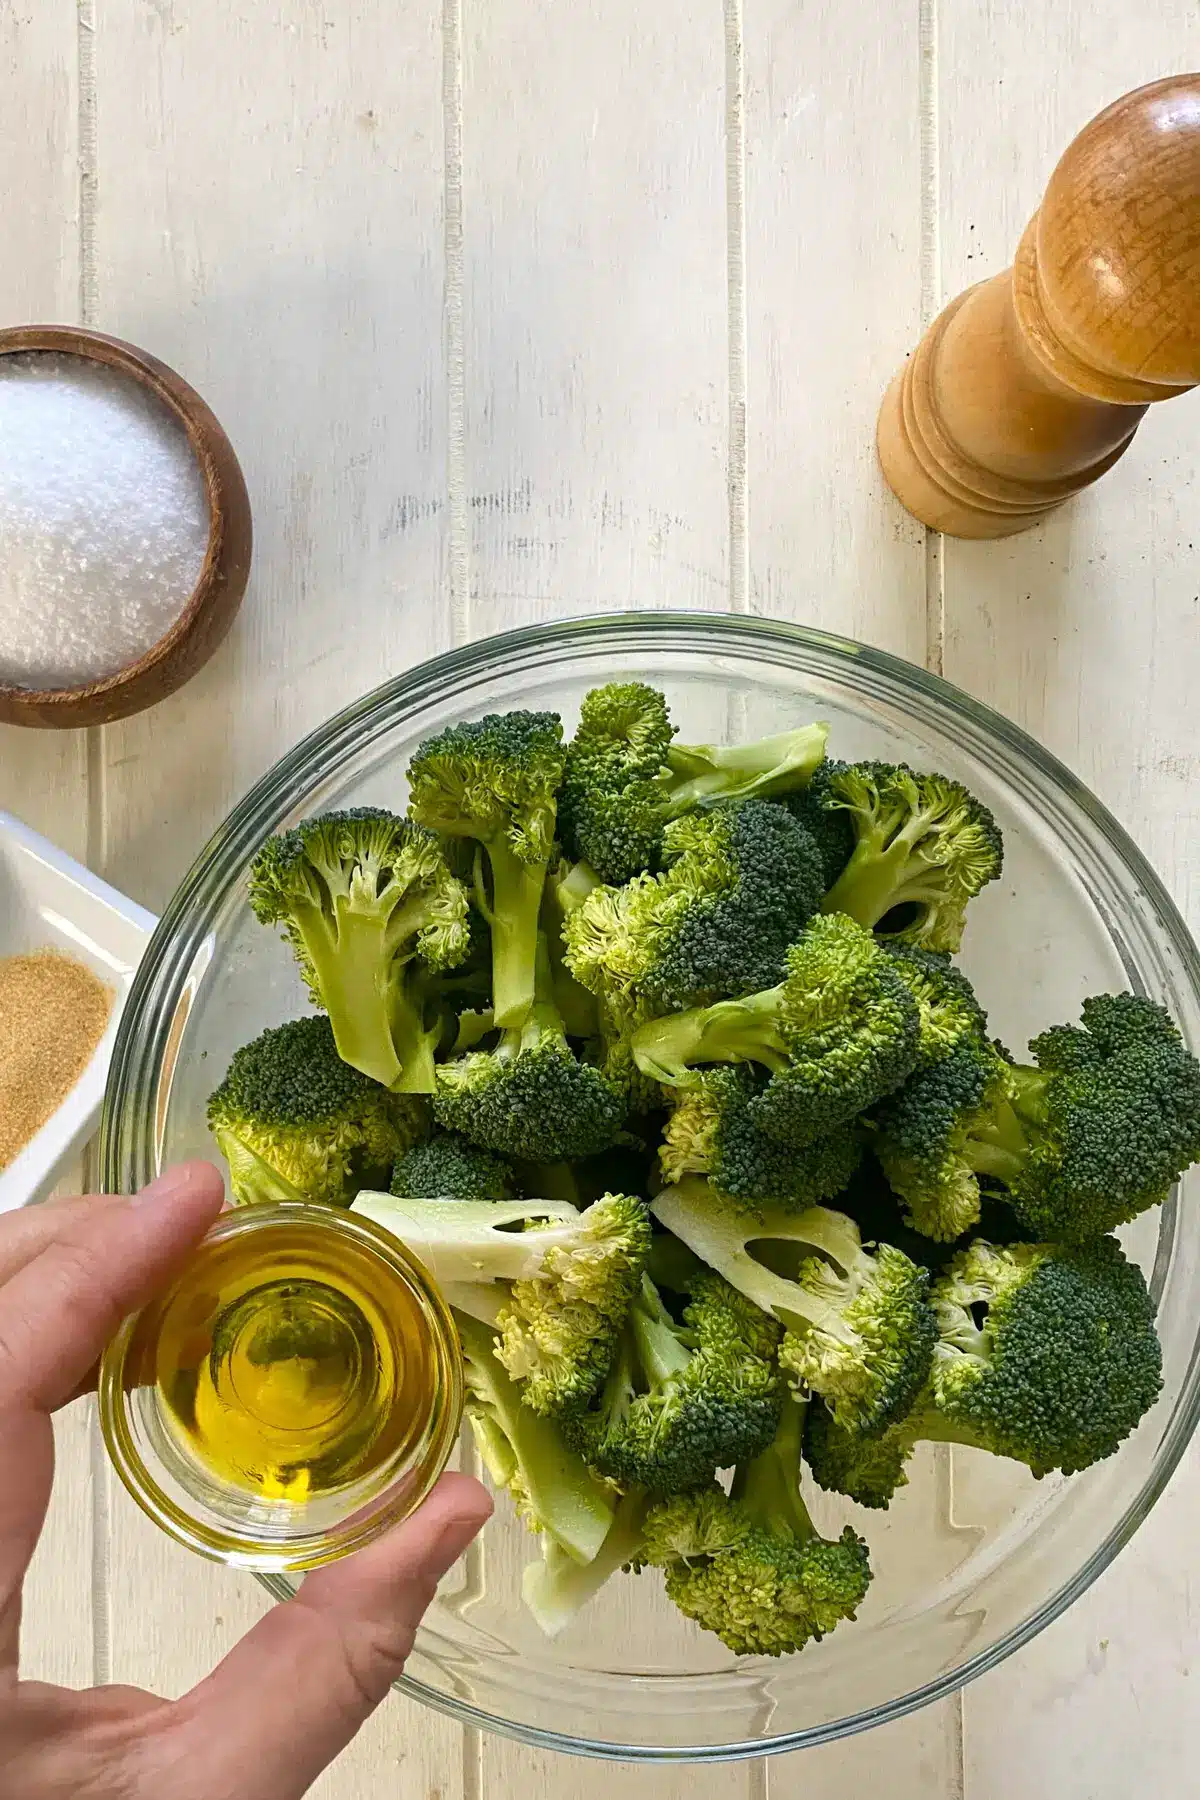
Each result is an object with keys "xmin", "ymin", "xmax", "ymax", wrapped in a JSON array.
[{"xmin": 101, "ymin": 612, "xmax": 1200, "ymax": 1762}]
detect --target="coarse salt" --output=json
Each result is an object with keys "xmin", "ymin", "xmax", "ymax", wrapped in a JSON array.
[{"xmin": 0, "ymin": 351, "xmax": 211, "ymax": 689}]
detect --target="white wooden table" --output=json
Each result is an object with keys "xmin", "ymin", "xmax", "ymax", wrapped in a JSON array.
[{"xmin": 5, "ymin": 3, "xmax": 1199, "ymax": 1794}]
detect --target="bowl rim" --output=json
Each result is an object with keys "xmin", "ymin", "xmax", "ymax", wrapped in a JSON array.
[{"xmin": 101, "ymin": 609, "xmax": 1200, "ymax": 1762}]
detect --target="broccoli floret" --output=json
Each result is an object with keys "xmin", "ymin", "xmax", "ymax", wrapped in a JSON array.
[
  {"xmin": 871, "ymin": 950, "xmax": 1010, "ymax": 1242},
  {"xmin": 390, "ymin": 1130, "xmax": 520, "ymax": 1203},
  {"xmin": 876, "ymin": 993, "xmax": 1200, "ymax": 1245},
  {"xmin": 565, "ymin": 1272, "xmax": 783, "ymax": 1494},
  {"xmin": 456, "ymin": 1311, "xmax": 616, "ymax": 1565},
  {"xmin": 407, "ymin": 711, "xmax": 565, "ymax": 1027},
  {"xmin": 652, "ymin": 1181, "xmax": 936, "ymax": 1436},
  {"xmin": 354, "ymin": 1190, "xmax": 652, "ymax": 1416},
  {"xmin": 207, "ymin": 1015, "xmax": 424, "ymax": 1206},
  {"xmin": 659, "ymin": 1065, "xmax": 863, "ymax": 1213},
  {"xmin": 559, "ymin": 680, "xmax": 830, "ymax": 884},
  {"xmin": 782, "ymin": 787, "xmax": 856, "ymax": 891},
  {"xmin": 642, "ymin": 1395, "xmax": 871, "ymax": 1656},
  {"xmin": 807, "ymin": 1236, "xmax": 1163, "ymax": 1504},
  {"xmin": 432, "ymin": 935, "xmax": 627, "ymax": 1161},
  {"xmin": 988, "ymin": 994, "xmax": 1200, "ymax": 1242},
  {"xmin": 564, "ymin": 801, "xmax": 824, "ymax": 1014},
  {"xmin": 522, "ymin": 1489, "xmax": 652, "ymax": 1639},
  {"xmin": 836, "ymin": 1148, "xmax": 1035, "ymax": 1277},
  {"xmin": 248, "ymin": 809, "xmax": 471, "ymax": 1092},
  {"xmin": 633, "ymin": 913, "xmax": 921, "ymax": 1147},
  {"xmin": 812, "ymin": 760, "xmax": 1003, "ymax": 953}
]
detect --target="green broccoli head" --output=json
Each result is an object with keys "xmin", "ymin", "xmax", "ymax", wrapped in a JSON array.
[
  {"xmin": 207, "ymin": 1014, "xmax": 424, "ymax": 1207},
  {"xmin": 805, "ymin": 1234, "xmax": 1164, "ymax": 1502},
  {"xmin": 815, "ymin": 760, "xmax": 1004, "ymax": 953},
  {"xmin": 930, "ymin": 1236, "xmax": 1163, "ymax": 1477},
  {"xmin": 876, "ymin": 992, "xmax": 1200, "ymax": 1246},
  {"xmin": 354, "ymin": 1190, "xmax": 651, "ymax": 1417},
  {"xmin": 632, "ymin": 913, "xmax": 921, "ymax": 1148},
  {"xmin": 803, "ymin": 1399, "xmax": 918, "ymax": 1510},
  {"xmin": 782, "ymin": 788, "xmax": 856, "ymax": 891},
  {"xmin": 558, "ymin": 680, "xmax": 830, "ymax": 884},
  {"xmin": 390, "ymin": 1130, "xmax": 520, "ymax": 1203},
  {"xmin": 455, "ymin": 1311, "xmax": 617, "ymax": 1564},
  {"xmin": 558, "ymin": 682, "xmax": 678, "ymax": 883},
  {"xmin": 566, "ymin": 1271, "xmax": 784, "ymax": 1494},
  {"xmin": 873, "ymin": 1034, "xmax": 1015, "ymax": 1242},
  {"xmin": 407, "ymin": 711, "xmax": 565, "ymax": 1027},
  {"xmin": 660, "ymin": 1065, "xmax": 863, "ymax": 1213},
  {"xmin": 433, "ymin": 1000, "xmax": 627, "ymax": 1164},
  {"xmin": 563, "ymin": 801, "xmax": 825, "ymax": 1015},
  {"xmin": 248, "ymin": 809, "xmax": 471, "ymax": 1092},
  {"xmin": 492, "ymin": 1193, "xmax": 653, "ymax": 1415},
  {"xmin": 999, "ymin": 993, "xmax": 1200, "ymax": 1242},
  {"xmin": 652, "ymin": 1182, "xmax": 936, "ymax": 1437},
  {"xmin": 642, "ymin": 1397, "xmax": 871, "ymax": 1656}
]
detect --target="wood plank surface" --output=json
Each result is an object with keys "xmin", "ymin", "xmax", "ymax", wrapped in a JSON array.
[{"xmin": 6, "ymin": 0, "xmax": 1200, "ymax": 1794}]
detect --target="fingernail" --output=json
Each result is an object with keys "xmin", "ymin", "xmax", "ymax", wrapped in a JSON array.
[{"xmin": 430, "ymin": 1509, "xmax": 490, "ymax": 1576}]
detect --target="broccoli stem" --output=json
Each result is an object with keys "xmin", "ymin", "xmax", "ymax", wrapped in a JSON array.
[
  {"xmin": 632, "ymin": 989, "xmax": 789, "ymax": 1086},
  {"xmin": 663, "ymin": 724, "xmax": 829, "ymax": 812},
  {"xmin": 487, "ymin": 845, "xmax": 551, "ymax": 1027},
  {"xmin": 730, "ymin": 1392, "xmax": 812, "ymax": 1540},
  {"xmin": 628, "ymin": 1278, "xmax": 693, "ymax": 1388},
  {"xmin": 962, "ymin": 1082, "xmax": 1040, "ymax": 1186},
  {"xmin": 522, "ymin": 1489, "xmax": 649, "ymax": 1638},
  {"xmin": 822, "ymin": 823, "xmax": 934, "ymax": 928},
  {"xmin": 299, "ymin": 908, "xmax": 413, "ymax": 1090}
]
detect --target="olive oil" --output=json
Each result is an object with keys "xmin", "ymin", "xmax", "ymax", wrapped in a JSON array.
[{"xmin": 150, "ymin": 1215, "xmax": 441, "ymax": 1505}]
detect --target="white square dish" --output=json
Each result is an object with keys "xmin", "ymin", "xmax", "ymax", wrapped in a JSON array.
[{"xmin": 0, "ymin": 810, "xmax": 157, "ymax": 1213}]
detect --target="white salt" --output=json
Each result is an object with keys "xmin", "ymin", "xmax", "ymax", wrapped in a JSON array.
[{"xmin": 0, "ymin": 352, "xmax": 211, "ymax": 689}]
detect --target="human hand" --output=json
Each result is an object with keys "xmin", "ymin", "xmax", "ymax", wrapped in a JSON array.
[{"xmin": 0, "ymin": 1165, "xmax": 492, "ymax": 1800}]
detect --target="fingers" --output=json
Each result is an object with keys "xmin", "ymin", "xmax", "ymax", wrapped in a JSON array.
[
  {"xmin": 0, "ymin": 1162, "xmax": 225, "ymax": 1414},
  {"xmin": 0, "ymin": 1193, "xmax": 130, "ymax": 1290},
  {"xmin": 169, "ymin": 1474, "xmax": 493, "ymax": 1799}
]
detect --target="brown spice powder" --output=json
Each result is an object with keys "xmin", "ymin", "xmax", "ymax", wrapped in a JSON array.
[{"xmin": 0, "ymin": 950, "xmax": 113, "ymax": 1170}]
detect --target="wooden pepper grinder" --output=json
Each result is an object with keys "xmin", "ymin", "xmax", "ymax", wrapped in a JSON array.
[{"xmin": 877, "ymin": 74, "xmax": 1200, "ymax": 538}]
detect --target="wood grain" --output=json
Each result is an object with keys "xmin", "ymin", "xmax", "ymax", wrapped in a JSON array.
[{"xmin": 9, "ymin": 0, "xmax": 1200, "ymax": 1794}]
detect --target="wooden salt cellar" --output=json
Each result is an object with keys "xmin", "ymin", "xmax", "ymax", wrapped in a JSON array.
[{"xmin": 878, "ymin": 74, "xmax": 1200, "ymax": 538}]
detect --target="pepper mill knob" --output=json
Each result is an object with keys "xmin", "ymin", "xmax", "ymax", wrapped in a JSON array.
[{"xmin": 877, "ymin": 74, "xmax": 1200, "ymax": 538}]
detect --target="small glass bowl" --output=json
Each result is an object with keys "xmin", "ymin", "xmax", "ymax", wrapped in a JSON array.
[{"xmin": 98, "ymin": 1202, "xmax": 464, "ymax": 1572}]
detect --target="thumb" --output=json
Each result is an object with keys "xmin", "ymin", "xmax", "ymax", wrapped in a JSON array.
[{"xmin": 168, "ymin": 1473, "xmax": 492, "ymax": 1799}]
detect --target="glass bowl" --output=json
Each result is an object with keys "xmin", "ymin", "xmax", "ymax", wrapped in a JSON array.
[
  {"xmin": 101, "ymin": 612, "xmax": 1200, "ymax": 1762},
  {"xmin": 98, "ymin": 1201, "xmax": 464, "ymax": 1573}
]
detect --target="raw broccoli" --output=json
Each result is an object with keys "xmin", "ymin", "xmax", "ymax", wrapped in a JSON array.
[
  {"xmin": 805, "ymin": 1236, "xmax": 1163, "ymax": 1505},
  {"xmin": 456, "ymin": 1311, "xmax": 616, "ymax": 1565},
  {"xmin": 407, "ymin": 710, "xmax": 565, "ymax": 1027},
  {"xmin": 812, "ymin": 760, "xmax": 1003, "ymax": 952},
  {"xmin": 659, "ymin": 1065, "xmax": 863, "ymax": 1213},
  {"xmin": 869, "ymin": 946, "xmax": 1006, "ymax": 1241},
  {"xmin": 875, "ymin": 993, "xmax": 1200, "ymax": 1245},
  {"xmin": 980, "ymin": 993, "xmax": 1200, "ymax": 1243},
  {"xmin": 390, "ymin": 1130, "xmax": 520, "ymax": 1203},
  {"xmin": 632, "ymin": 913, "xmax": 921, "ymax": 1147},
  {"xmin": 522, "ymin": 1489, "xmax": 652, "ymax": 1639},
  {"xmin": 353, "ymin": 1190, "xmax": 651, "ymax": 1415},
  {"xmin": 431, "ymin": 935, "xmax": 627, "ymax": 1162},
  {"xmin": 558, "ymin": 680, "xmax": 830, "ymax": 884},
  {"xmin": 652, "ymin": 1181, "xmax": 936, "ymax": 1437},
  {"xmin": 207, "ymin": 1015, "xmax": 424, "ymax": 1206},
  {"xmin": 540, "ymin": 857, "xmax": 602, "ymax": 1039},
  {"xmin": 782, "ymin": 787, "xmax": 856, "ymax": 891},
  {"xmin": 248, "ymin": 809, "xmax": 471, "ymax": 1091},
  {"xmin": 563, "ymin": 800, "xmax": 825, "ymax": 1013},
  {"xmin": 565, "ymin": 1272, "xmax": 783, "ymax": 1494},
  {"xmin": 641, "ymin": 1395, "xmax": 871, "ymax": 1656}
]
